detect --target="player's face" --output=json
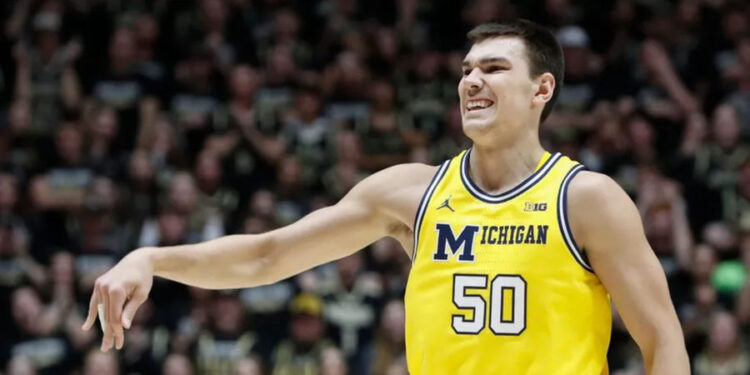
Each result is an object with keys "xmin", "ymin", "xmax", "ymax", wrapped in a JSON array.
[{"xmin": 459, "ymin": 37, "xmax": 541, "ymax": 139}]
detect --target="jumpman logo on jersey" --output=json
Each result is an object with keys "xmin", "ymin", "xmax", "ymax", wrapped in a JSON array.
[{"xmin": 437, "ymin": 196, "xmax": 455, "ymax": 212}]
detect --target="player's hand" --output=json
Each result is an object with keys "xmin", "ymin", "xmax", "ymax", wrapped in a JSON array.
[{"xmin": 82, "ymin": 250, "xmax": 154, "ymax": 351}]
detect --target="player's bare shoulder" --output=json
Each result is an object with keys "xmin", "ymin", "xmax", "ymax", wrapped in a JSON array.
[
  {"xmin": 347, "ymin": 163, "xmax": 441, "ymax": 247},
  {"xmin": 566, "ymin": 170, "xmax": 631, "ymax": 214},
  {"xmin": 565, "ymin": 170, "xmax": 640, "ymax": 254}
]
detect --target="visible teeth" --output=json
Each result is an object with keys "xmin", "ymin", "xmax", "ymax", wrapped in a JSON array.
[{"xmin": 467, "ymin": 100, "xmax": 492, "ymax": 110}]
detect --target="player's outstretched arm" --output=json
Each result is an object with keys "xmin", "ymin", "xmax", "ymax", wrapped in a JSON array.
[
  {"xmin": 82, "ymin": 163, "xmax": 434, "ymax": 352},
  {"xmin": 568, "ymin": 171, "xmax": 690, "ymax": 375}
]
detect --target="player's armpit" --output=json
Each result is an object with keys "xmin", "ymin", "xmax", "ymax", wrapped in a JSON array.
[
  {"xmin": 566, "ymin": 171, "xmax": 690, "ymax": 375},
  {"xmin": 258, "ymin": 162, "xmax": 437, "ymax": 282}
]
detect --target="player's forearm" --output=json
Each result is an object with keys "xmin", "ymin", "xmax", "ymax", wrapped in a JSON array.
[
  {"xmin": 642, "ymin": 332, "xmax": 690, "ymax": 375},
  {"xmin": 140, "ymin": 234, "xmax": 276, "ymax": 289}
]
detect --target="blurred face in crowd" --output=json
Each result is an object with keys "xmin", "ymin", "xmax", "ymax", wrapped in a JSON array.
[
  {"xmin": 370, "ymin": 81, "xmax": 394, "ymax": 111},
  {"xmin": 291, "ymin": 313, "xmax": 324, "ymax": 346},
  {"xmin": 35, "ymin": 29, "xmax": 60, "ymax": 61},
  {"xmin": 459, "ymin": 37, "xmax": 552, "ymax": 144},
  {"xmin": 381, "ymin": 300, "xmax": 406, "ymax": 344},
  {"xmin": 169, "ymin": 173, "xmax": 198, "ymax": 214},
  {"xmin": 229, "ymin": 65, "xmax": 259, "ymax": 100},
  {"xmin": 708, "ymin": 311, "xmax": 739, "ymax": 355},
  {"xmin": 336, "ymin": 52, "xmax": 367, "ymax": 85},
  {"xmin": 243, "ymin": 215, "xmax": 272, "ymax": 234},
  {"xmin": 274, "ymin": 9, "xmax": 299, "ymax": 40},
  {"xmin": 677, "ymin": 0, "xmax": 701, "ymax": 29},
  {"xmin": 374, "ymin": 27, "xmax": 397, "ymax": 61},
  {"xmin": 562, "ymin": 44, "xmax": 588, "ymax": 79},
  {"xmin": 702, "ymin": 222, "xmax": 736, "ymax": 254},
  {"xmin": 249, "ymin": 190, "xmax": 276, "ymax": 218},
  {"xmin": 266, "ymin": 46, "xmax": 296, "ymax": 81},
  {"xmin": 464, "ymin": 0, "xmax": 504, "ymax": 25},
  {"xmin": 109, "ymin": 28, "xmax": 137, "ymax": 70},
  {"xmin": 295, "ymin": 90, "xmax": 322, "ymax": 121},
  {"xmin": 337, "ymin": 252, "xmax": 363, "ymax": 287},
  {"xmin": 84, "ymin": 350, "xmax": 119, "ymax": 375},
  {"xmin": 233, "ymin": 357, "xmax": 262, "ymax": 375},
  {"xmin": 195, "ymin": 151, "xmax": 222, "ymax": 193},
  {"xmin": 335, "ymin": 131, "xmax": 361, "ymax": 164},
  {"xmin": 56, "ymin": 124, "xmax": 83, "ymax": 164},
  {"xmin": 277, "ymin": 156, "xmax": 301, "ymax": 189},
  {"xmin": 371, "ymin": 237, "xmax": 400, "ymax": 264},
  {"xmin": 0, "ymin": 173, "xmax": 18, "ymax": 210},
  {"xmin": 162, "ymin": 354, "xmax": 193, "ymax": 375},
  {"xmin": 0, "ymin": 226, "xmax": 16, "ymax": 255},
  {"xmin": 645, "ymin": 205, "xmax": 672, "ymax": 242},
  {"xmin": 691, "ymin": 244, "xmax": 716, "ymax": 281},
  {"xmin": 741, "ymin": 163, "xmax": 750, "ymax": 199},
  {"xmin": 694, "ymin": 283, "xmax": 717, "ymax": 310},
  {"xmin": 90, "ymin": 106, "xmax": 118, "ymax": 141},
  {"xmin": 134, "ymin": 14, "xmax": 159, "ymax": 49},
  {"xmin": 211, "ymin": 295, "xmax": 245, "ymax": 334},
  {"xmin": 201, "ymin": 0, "xmax": 227, "ymax": 30},
  {"xmin": 157, "ymin": 211, "xmax": 187, "ymax": 245},
  {"xmin": 8, "ymin": 101, "xmax": 30, "ymax": 133},
  {"xmin": 740, "ymin": 233, "xmax": 750, "ymax": 267},
  {"xmin": 12, "ymin": 287, "xmax": 42, "ymax": 334},
  {"xmin": 722, "ymin": 9, "xmax": 749, "ymax": 42},
  {"xmin": 385, "ymin": 360, "xmax": 409, "ymax": 375},
  {"xmin": 712, "ymin": 104, "xmax": 740, "ymax": 150},
  {"xmin": 627, "ymin": 116, "xmax": 654, "ymax": 149},
  {"xmin": 6, "ymin": 355, "xmax": 36, "ymax": 375},
  {"xmin": 320, "ymin": 347, "xmax": 348, "ymax": 375},
  {"xmin": 89, "ymin": 177, "xmax": 117, "ymax": 210},
  {"xmin": 51, "ymin": 251, "xmax": 74, "ymax": 286},
  {"xmin": 129, "ymin": 151, "xmax": 155, "ymax": 188},
  {"xmin": 414, "ymin": 51, "xmax": 441, "ymax": 80}
]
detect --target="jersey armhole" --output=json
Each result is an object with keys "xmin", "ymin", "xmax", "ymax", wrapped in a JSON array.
[
  {"xmin": 411, "ymin": 160, "xmax": 451, "ymax": 262},
  {"xmin": 556, "ymin": 164, "xmax": 594, "ymax": 273}
]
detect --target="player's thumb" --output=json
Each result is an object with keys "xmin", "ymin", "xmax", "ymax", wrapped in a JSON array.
[{"xmin": 121, "ymin": 290, "xmax": 147, "ymax": 329}]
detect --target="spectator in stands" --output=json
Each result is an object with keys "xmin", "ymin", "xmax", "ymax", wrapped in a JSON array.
[
  {"xmin": 693, "ymin": 311, "xmax": 749, "ymax": 375},
  {"xmin": 1, "ymin": 1, "xmax": 750, "ymax": 373},
  {"xmin": 162, "ymin": 353, "xmax": 194, "ymax": 375},
  {"xmin": 271, "ymin": 293, "xmax": 332, "ymax": 375}
]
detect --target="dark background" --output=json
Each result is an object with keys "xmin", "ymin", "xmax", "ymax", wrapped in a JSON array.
[{"xmin": 0, "ymin": 0, "xmax": 749, "ymax": 374}]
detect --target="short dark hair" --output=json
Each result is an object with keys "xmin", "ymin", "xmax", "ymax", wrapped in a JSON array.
[{"xmin": 467, "ymin": 20, "xmax": 564, "ymax": 123}]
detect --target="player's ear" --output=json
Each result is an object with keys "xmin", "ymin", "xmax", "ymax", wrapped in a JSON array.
[{"xmin": 532, "ymin": 72, "xmax": 555, "ymax": 105}]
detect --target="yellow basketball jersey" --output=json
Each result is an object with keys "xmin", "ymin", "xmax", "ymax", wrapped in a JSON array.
[{"xmin": 405, "ymin": 149, "xmax": 611, "ymax": 375}]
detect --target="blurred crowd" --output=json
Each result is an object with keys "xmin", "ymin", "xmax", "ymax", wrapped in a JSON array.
[{"xmin": 0, "ymin": 0, "xmax": 749, "ymax": 374}]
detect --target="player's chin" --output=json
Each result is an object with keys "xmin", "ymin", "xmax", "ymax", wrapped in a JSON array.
[{"xmin": 461, "ymin": 115, "xmax": 496, "ymax": 134}]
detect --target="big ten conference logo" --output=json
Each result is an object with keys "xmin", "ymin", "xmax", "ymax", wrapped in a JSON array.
[{"xmin": 524, "ymin": 202, "xmax": 547, "ymax": 212}]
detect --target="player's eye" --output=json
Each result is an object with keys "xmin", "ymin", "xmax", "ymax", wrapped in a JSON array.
[
  {"xmin": 486, "ymin": 65, "xmax": 506, "ymax": 73},
  {"xmin": 462, "ymin": 69, "xmax": 472, "ymax": 76}
]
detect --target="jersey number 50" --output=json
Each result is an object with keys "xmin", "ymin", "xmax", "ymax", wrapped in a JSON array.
[{"xmin": 452, "ymin": 274, "xmax": 526, "ymax": 335}]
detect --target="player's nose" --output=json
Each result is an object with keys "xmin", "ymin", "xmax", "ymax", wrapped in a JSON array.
[{"xmin": 462, "ymin": 69, "xmax": 483, "ymax": 94}]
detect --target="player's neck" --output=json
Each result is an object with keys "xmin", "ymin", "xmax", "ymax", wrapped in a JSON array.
[{"xmin": 468, "ymin": 134, "xmax": 545, "ymax": 195}]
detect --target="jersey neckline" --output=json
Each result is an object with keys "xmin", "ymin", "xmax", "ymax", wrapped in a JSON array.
[{"xmin": 460, "ymin": 149, "xmax": 562, "ymax": 203}]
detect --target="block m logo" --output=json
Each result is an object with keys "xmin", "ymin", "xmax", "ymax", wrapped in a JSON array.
[{"xmin": 432, "ymin": 223, "xmax": 480, "ymax": 262}]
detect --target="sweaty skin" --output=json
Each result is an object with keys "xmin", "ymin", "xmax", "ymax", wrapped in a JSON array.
[{"xmin": 84, "ymin": 34, "xmax": 688, "ymax": 375}]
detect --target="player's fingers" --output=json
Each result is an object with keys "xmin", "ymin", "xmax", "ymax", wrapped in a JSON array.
[
  {"xmin": 121, "ymin": 289, "xmax": 147, "ymax": 329},
  {"xmin": 108, "ymin": 286, "xmax": 126, "ymax": 350},
  {"xmin": 100, "ymin": 283, "xmax": 114, "ymax": 351},
  {"xmin": 82, "ymin": 289, "xmax": 99, "ymax": 330},
  {"xmin": 114, "ymin": 324, "xmax": 124, "ymax": 350}
]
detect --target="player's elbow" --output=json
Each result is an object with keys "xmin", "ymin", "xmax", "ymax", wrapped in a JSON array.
[
  {"xmin": 635, "ymin": 321, "xmax": 689, "ymax": 372},
  {"xmin": 249, "ymin": 254, "xmax": 280, "ymax": 286},
  {"xmin": 223, "ymin": 234, "xmax": 281, "ymax": 287}
]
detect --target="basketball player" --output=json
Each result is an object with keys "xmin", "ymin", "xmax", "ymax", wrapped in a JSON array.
[{"xmin": 84, "ymin": 20, "xmax": 689, "ymax": 373}]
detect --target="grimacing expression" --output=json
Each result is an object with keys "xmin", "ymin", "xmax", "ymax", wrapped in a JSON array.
[{"xmin": 459, "ymin": 37, "xmax": 553, "ymax": 139}]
